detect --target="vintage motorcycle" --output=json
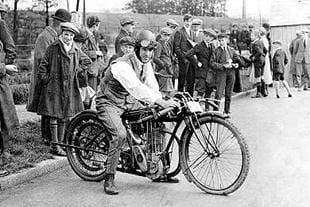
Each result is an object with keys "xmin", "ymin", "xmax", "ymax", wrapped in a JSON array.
[{"xmin": 61, "ymin": 92, "xmax": 250, "ymax": 195}]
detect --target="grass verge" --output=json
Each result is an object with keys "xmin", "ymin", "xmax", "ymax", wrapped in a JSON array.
[{"xmin": 0, "ymin": 121, "xmax": 53, "ymax": 174}]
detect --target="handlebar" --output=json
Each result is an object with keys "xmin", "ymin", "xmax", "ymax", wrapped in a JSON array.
[{"xmin": 137, "ymin": 107, "xmax": 175, "ymax": 123}]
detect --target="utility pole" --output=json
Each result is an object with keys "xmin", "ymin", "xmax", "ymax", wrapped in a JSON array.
[
  {"xmin": 83, "ymin": 0, "xmax": 85, "ymax": 26},
  {"xmin": 242, "ymin": 0, "xmax": 246, "ymax": 19}
]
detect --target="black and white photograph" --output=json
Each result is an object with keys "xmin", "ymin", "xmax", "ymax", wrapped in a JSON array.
[{"xmin": 0, "ymin": 0, "xmax": 309, "ymax": 206}]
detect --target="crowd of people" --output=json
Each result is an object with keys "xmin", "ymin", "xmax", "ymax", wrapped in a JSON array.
[{"xmin": 0, "ymin": 5, "xmax": 301, "ymax": 194}]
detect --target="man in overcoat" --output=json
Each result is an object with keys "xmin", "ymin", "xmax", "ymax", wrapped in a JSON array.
[
  {"xmin": 0, "ymin": 3, "xmax": 19, "ymax": 177},
  {"xmin": 289, "ymin": 30, "xmax": 302, "ymax": 87},
  {"xmin": 174, "ymin": 14, "xmax": 197, "ymax": 96},
  {"xmin": 114, "ymin": 16, "xmax": 135, "ymax": 54},
  {"xmin": 37, "ymin": 22, "xmax": 91, "ymax": 155},
  {"xmin": 27, "ymin": 9, "xmax": 72, "ymax": 145}
]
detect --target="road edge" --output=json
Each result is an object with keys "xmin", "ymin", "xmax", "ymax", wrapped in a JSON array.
[{"xmin": 0, "ymin": 156, "xmax": 67, "ymax": 191}]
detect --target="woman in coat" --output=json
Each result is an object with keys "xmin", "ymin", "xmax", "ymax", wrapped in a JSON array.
[
  {"xmin": 37, "ymin": 22, "xmax": 91, "ymax": 155},
  {"xmin": 0, "ymin": 8, "xmax": 19, "ymax": 177}
]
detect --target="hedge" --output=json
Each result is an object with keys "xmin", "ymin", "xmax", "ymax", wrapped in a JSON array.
[{"xmin": 7, "ymin": 72, "xmax": 31, "ymax": 85}]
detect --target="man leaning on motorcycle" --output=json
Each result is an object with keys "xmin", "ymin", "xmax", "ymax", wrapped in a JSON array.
[{"xmin": 96, "ymin": 30, "xmax": 180, "ymax": 195}]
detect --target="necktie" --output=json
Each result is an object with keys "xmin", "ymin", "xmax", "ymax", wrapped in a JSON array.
[
  {"xmin": 140, "ymin": 64, "xmax": 146, "ymax": 83},
  {"xmin": 304, "ymin": 40, "xmax": 307, "ymax": 48}
]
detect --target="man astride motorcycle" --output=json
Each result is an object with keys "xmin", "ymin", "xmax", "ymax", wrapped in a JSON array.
[{"xmin": 96, "ymin": 30, "xmax": 180, "ymax": 195}]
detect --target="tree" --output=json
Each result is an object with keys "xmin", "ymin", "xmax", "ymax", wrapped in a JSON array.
[
  {"xmin": 34, "ymin": 0, "xmax": 58, "ymax": 26},
  {"xmin": 13, "ymin": 0, "xmax": 19, "ymax": 42},
  {"xmin": 124, "ymin": 0, "xmax": 227, "ymax": 16}
]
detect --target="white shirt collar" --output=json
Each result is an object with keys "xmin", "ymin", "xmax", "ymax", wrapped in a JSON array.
[{"xmin": 59, "ymin": 36, "xmax": 73, "ymax": 53}]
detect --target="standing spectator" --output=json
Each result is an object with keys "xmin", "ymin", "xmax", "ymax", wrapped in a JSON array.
[
  {"xmin": 294, "ymin": 29, "xmax": 310, "ymax": 91},
  {"xmin": 166, "ymin": 19, "xmax": 179, "ymax": 87},
  {"xmin": 272, "ymin": 40, "xmax": 292, "ymax": 98},
  {"xmin": 174, "ymin": 13, "xmax": 197, "ymax": 96},
  {"xmin": 185, "ymin": 29, "xmax": 217, "ymax": 103},
  {"xmin": 210, "ymin": 32, "xmax": 241, "ymax": 115},
  {"xmin": 156, "ymin": 19, "xmax": 179, "ymax": 41},
  {"xmin": 82, "ymin": 16, "xmax": 103, "ymax": 95},
  {"xmin": 250, "ymin": 29, "xmax": 267, "ymax": 98},
  {"xmin": 0, "ymin": 3, "xmax": 19, "ymax": 177},
  {"xmin": 37, "ymin": 22, "xmax": 91, "ymax": 155},
  {"xmin": 27, "ymin": 9, "xmax": 71, "ymax": 146},
  {"xmin": 115, "ymin": 16, "xmax": 135, "ymax": 54},
  {"xmin": 154, "ymin": 27, "xmax": 174, "ymax": 97},
  {"xmin": 237, "ymin": 24, "xmax": 251, "ymax": 53},
  {"xmin": 190, "ymin": 18, "xmax": 203, "ymax": 43},
  {"xmin": 262, "ymin": 23, "xmax": 273, "ymax": 83},
  {"xmin": 289, "ymin": 30, "xmax": 302, "ymax": 87},
  {"xmin": 229, "ymin": 24, "xmax": 239, "ymax": 50},
  {"xmin": 260, "ymin": 27, "xmax": 273, "ymax": 96},
  {"xmin": 102, "ymin": 36, "xmax": 135, "ymax": 77}
]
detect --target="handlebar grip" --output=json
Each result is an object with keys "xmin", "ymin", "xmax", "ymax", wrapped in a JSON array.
[{"xmin": 157, "ymin": 107, "xmax": 175, "ymax": 117}]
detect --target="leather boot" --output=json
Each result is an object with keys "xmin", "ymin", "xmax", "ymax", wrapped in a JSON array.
[
  {"xmin": 104, "ymin": 174, "xmax": 119, "ymax": 195},
  {"xmin": 252, "ymin": 85, "xmax": 262, "ymax": 98},
  {"xmin": 261, "ymin": 80, "xmax": 268, "ymax": 97}
]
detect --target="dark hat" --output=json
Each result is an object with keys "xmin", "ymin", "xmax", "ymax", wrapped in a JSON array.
[
  {"xmin": 52, "ymin": 9, "xmax": 72, "ymax": 22},
  {"xmin": 73, "ymin": 29, "xmax": 87, "ymax": 43},
  {"xmin": 120, "ymin": 16, "xmax": 135, "ymax": 26},
  {"xmin": 60, "ymin": 22, "xmax": 79, "ymax": 34},
  {"xmin": 86, "ymin": 16, "xmax": 100, "ymax": 28},
  {"xmin": 119, "ymin": 36, "xmax": 135, "ymax": 46},
  {"xmin": 248, "ymin": 24, "xmax": 254, "ymax": 28},
  {"xmin": 202, "ymin": 28, "xmax": 217, "ymax": 38},
  {"xmin": 183, "ymin": 13, "xmax": 193, "ymax": 21},
  {"xmin": 0, "ymin": 2, "xmax": 7, "ymax": 13},
  {"xmin": 262, "ymin": 22, "xmax": 270, "ymax": 30}
]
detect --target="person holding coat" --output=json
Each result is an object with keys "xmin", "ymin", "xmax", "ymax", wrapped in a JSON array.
[
  {"xmin": 37, "ymin": 22, "xmax": 91, "ymax": 155},
  {"xmin": 0, "ymin": 3, "xmax": 19, "ymax": 177},
  {"xmin": 27, "ymin": 8, "xmax": 72, "ymax": 146}
]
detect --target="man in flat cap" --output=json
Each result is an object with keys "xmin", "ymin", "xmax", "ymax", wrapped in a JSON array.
[
  {"xmin": 27, "ymin": 8, "xmax": 72, "ymax": 148},
  {"xmin": 190, "ymin": 18, "xmax": 203, "ymax": 43},
  {"xmin": 115, "ymin": 16, "xmax": 135, "ymax": 54},
  {"xmin": 229, "ymin": 24, "xmax": 239, "ymax": 50},
  {"xmin": 237, "ymin": 24, "xmax": 251, "ymax": 53},
  {"xmin": 174, "ymin": 13, "xmax": 197, "ymax": 96},
  {"xmin": 36, "ymin": 22, "xmax": 91, "ymax": 155},
  {"xmin": 289, "ymin": 30, "xmax": 302, "ymax": 87},
  {"xmin": 210, "ymin": 32, "xmax": 241, "ymax": 115},
  {"xmin": 185, "ymin": 29, "xmax": 217, "ymax": 108},
  {"xmin": 0, "ymin": 1, "xmax": 19, "ymax": 177},
  {"xmin": 81, "ymin": 15, "xmax": 103, "ymax": 108}
]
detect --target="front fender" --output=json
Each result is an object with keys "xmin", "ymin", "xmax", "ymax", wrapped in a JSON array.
[{"xmin": 197, "ymin": 111, "xmax": 229, "ymax": 119}]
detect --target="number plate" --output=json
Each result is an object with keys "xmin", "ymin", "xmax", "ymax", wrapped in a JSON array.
[{"xmin": 187, "ymin": 101, "xmax": 203, "ymax": 113}]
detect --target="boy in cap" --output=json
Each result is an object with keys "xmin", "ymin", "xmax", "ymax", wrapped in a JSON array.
[
  {"xmin": 154, "ymin": 27, "xmax": 174, "ymax": 97},
  {"xmin": 185, "ymin": 28, "xmax": 217, "ymax": 108},
  {"xmin": 37, "ymin": 22, "xmax": 91, "ymax": 155},
  {"xmin": 272, "ymin": 40, "xmax": 292, "ymax": 98},
  {"xmin": 27, "ymin": 8, "xmax": 72, "ymax": 147},
  {"xmin": 115, "ymin": 16, "xmax": 135, "ymax": 54},
  {"xmin": 229, "ymin": 24, "xmax": 239, "ymax": 50},
  {"xmin": 0, "ymin": 2, "xmax": 19, "ymax": 177},
  {"xmin": 210, "ymin": 32, "xmax": 241, "ymax": 115}
]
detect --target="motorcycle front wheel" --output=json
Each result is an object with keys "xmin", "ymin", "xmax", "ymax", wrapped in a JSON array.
[
  {"xmin": 65, "ymin": 111, "xmax": 109, "ymax": 182},
  {"xmin": 180, "ymin": 115, "xmax": 250, "ymax": 195}
]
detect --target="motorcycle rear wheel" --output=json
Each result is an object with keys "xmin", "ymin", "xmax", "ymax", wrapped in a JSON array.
[
  {"xmin": 66, "ymin": 111, "xmax": 109, "ymax": 182},
  {"xmin": 180, "ymin": 115, "xmax": 250, "ymax": 195}
]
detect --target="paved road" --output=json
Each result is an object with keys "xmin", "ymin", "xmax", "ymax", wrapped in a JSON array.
[{"xmin": 1, "ymin": 88, "xmax": 310, "ymax": 207}]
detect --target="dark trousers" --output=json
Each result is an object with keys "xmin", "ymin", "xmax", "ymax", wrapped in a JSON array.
[
  {"xmin": 0, "ymin": 131, "xmax": 9, "ymax": 154},
  {"xmin": 196, "ymin": 78, "xmax": 213, "ymax": 98},
  {"xmin": 215, "ymin": 69, "xmax": 236, "ymax": 113},
  {"xmin": 178, "ymin": 61, "xmax": 195, "ymax": 96},
  {"xmin": 41, "ymin": 115, "xmax": 51, "ymax": 143}
]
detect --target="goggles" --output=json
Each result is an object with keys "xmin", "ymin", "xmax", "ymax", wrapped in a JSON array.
[{"xmin": 140, "ymin": 40, "xmax": 157, "ymax": 49}]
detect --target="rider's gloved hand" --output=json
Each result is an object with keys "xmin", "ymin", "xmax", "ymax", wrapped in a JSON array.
[{"xmin": 155, "ymin": 98, "xmax": 180, "ymax": 109}]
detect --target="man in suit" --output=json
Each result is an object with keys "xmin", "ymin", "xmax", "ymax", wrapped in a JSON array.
[
  {"xmin": 185, "ymin": 29, "xmax": 217, "ymax": 102},
  {"xmin": 289, "ymin": 30, "xmax": 302, "ymax": 87},
  {"xmin": 115, "ymin": 16, "xmax": 135, "ymax": 54},
  {"xmin": 174, "ymin": 13, "xmax": 197, "ymax": 96},
  {"xmin": 294, "ymin": 29, "xmax": 310, "ymax": 91},
  {"xmin": 190, "ymin": 18, "xmax": 203, "ymax": 43},
  {"xmin": 210, "ymin": 32, "xmax": 241, "ymax": 115}
]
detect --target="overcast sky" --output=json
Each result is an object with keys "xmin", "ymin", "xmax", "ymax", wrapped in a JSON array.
[{"xmin": 14, "ymin": 0, "xmax": 271, "ymax": 19}]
